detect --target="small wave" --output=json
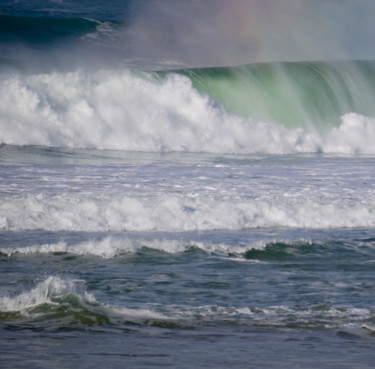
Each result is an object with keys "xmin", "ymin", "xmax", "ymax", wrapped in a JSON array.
[
  {"xmin": 0, "ymin": 276, "xmax": 95, "ymax": 314},
  {"xmin": 2, "ymin": 277, "xmax": 373, "ymax": 331},
  {"xmin": 0, "ymin": 237, "xmax": 268, "ymax": 259},
  {"xmin": 0, "ymin": 237, "xmax": 365, "ymax": 264},
  {"xmin": 0, "ymin": 276, "xmax": 171, "ymax": 327}
]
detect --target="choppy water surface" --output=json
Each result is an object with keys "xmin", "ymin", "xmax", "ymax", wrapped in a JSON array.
[{"xmin": 1, "ymin": 148, "xmax": 375, "ymax": 368}]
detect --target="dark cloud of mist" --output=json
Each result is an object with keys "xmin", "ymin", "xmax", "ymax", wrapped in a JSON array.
[{"xmin": 122, "ymin": 0, "xmax": 375, "ymax": 68}]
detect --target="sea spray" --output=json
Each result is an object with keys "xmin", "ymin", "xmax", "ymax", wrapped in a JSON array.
[{"xmin": 178, "ymin": 61, "xmax": 375, "ymax": 129}]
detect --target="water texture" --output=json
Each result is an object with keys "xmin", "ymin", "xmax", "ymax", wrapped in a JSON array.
[{"xmin": 1, "ymin": 1, "xmax": 375, "ymax": 368}]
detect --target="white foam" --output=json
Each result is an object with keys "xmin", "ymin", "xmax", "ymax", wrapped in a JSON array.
[
  {"xmin": 1, "ymin": 69, "xmax": 375, "ymax": 154},
  {"xmin": 1, "ymin": 192, "xmax": 375, "ymax": 232},
  {"xmin": 157, "ymin": 304, "xmax": 374, "ymax": 328},
  {"xmin": 110, "ymin": 306, "xmax": 169, "ymax": 321},
  {"xmin": 323, "ymin": 113, "xmax": 375, "ymax": 154}
]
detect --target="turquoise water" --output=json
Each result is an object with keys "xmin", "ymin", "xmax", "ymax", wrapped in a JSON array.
[{"xmin": 175, "ymin": 61, "xmax": 375, "ymax": 129}]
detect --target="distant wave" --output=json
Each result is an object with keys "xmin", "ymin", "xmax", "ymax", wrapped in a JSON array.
[
  {"xmin": 0, "ymin": 15, "xmax": 110, "ymax": 44},
  {"xmin": 0, "ymin": 14, "xmax": 124, "ymax": 69},
  {"xmin": 1, "ymin": 61, "xmax": 375, "ymax": 154}
]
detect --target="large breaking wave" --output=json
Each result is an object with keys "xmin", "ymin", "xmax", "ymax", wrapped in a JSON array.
[{"xmin": 1, "ymin": 61, "xmax": 375, "ymax": 155}]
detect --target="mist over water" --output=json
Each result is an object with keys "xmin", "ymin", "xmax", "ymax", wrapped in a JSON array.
[
  {"xmin": 2, "ymin": 0, "xmax": 375, "ymax": 70},
  {"xmin": 113, "ymin": 0, "xmax": 375, "ymax": 68}
]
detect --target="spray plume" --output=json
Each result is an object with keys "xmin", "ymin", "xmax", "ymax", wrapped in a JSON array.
[{"xmin": 122, "ymin": 0, "xmax": 375, "ymax": 68}]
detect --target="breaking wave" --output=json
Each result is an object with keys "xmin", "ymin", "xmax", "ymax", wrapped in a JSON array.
[{"xmin": 1, "ymin": 61, "xmax": 375, "ymax": 155}]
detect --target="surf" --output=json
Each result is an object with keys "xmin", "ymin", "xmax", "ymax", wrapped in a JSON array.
[{"xmin": 1, "ymin": 60, "xmax": 375, "ymax": 154}]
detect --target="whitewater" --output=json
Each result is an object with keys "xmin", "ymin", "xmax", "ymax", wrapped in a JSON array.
[
  {"xmin": 2, "ymin": 63, "xmax": 375, "ymax": 154},
  {"xmin": 1, "ymin": 1, "xmax": 375, "ymax": 368}
]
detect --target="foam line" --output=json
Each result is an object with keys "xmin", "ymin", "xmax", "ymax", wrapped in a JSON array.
[{"xmin": 1, "ymin": 193, "xmax": 374, "ymax": 232}]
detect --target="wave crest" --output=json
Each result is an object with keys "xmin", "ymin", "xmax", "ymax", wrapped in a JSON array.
[{"xmin": 1, "ymin": 65, "xmax": 375, "ymax": 154}]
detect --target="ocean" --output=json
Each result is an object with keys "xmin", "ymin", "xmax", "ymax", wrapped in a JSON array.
[{"xmin": 1, "ymin": 1, "xmax": 375, "ymax": 368}]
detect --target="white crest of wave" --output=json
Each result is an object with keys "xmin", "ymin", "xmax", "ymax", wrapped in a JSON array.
[
  {"xmin": 0, "ymin": 276, "xmax": 169, "ymax": 322},
  {"xmin": 0, "ymin": 236, "xmax": 272, "ymax": 259},
  {"xmin": 0, "ymin": 276, "xmax": 96, "ymax": 313},
  {"xmin": 1, "ymin": 69, "xmax": 375, "ymax": 154},
  {"xmin": 0, "ymin": 238, "xmax": 188, "ymax": 258}
]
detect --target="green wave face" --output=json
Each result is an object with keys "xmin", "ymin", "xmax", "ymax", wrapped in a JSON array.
[{"xmin": 175, "ymin": 61, "xmax": 375, "ymax": 130}]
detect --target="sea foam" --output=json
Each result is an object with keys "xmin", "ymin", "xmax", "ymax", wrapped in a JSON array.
[{"xmin": 0, "ymin": 191, "xmax": 374, "ymax": 232}]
